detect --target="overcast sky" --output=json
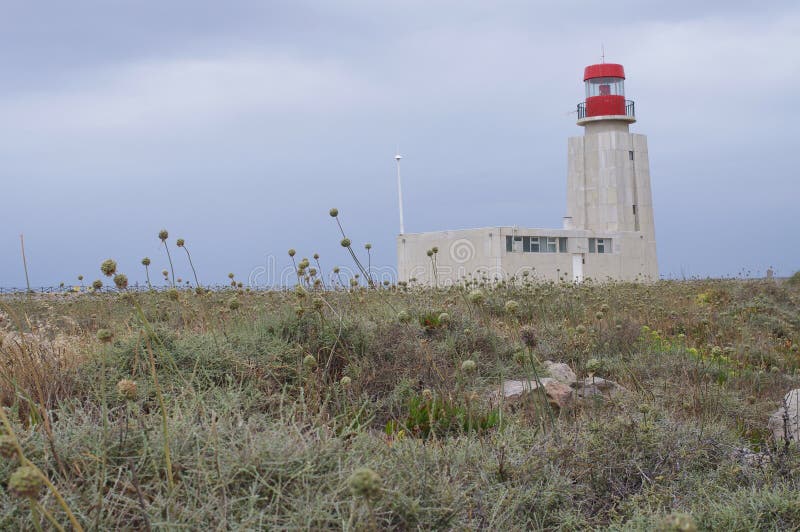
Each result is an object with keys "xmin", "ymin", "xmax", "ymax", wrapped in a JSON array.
[{"xmin": 1, "ymin": 1, "xmax": 798, "ymax": 287}]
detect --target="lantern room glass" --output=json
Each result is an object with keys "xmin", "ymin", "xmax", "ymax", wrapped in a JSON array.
[{"xmin": 585, "ymin": 77, "xmax": 625, "ymax": 98}]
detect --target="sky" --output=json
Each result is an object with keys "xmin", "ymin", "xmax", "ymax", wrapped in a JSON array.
[{"xmin": 1, "ymin": 1, "xmax": 798, "ymax": 288}]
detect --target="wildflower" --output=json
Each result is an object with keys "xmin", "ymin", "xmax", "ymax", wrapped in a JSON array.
[
  {"xmin": 333, "ymin": 266, "xmax": 340, "ymax": 274},
  {"xmin": 288, "ymin": 248, "xmax": 296, "ymax": 257},
  {"xmin": 427, "ymin": 249, "xmax": 434, "ymax": 257},
  {"xmin": 461, "ymin": 359, "xmax": 477, "ymax": 372},
  {"xmin": 113, "ymin": 273, "xmax": 128, "ymax": 290},
  {"xmin": 432, "ymin": 246, "xmax": 439, "ymax": 254},
  {"xmin": 586, "ymin": 358, "xmax": 603, "ymax": 375},
  {"xmin": 96, "ymin": 329, "xmax": 114, "ymax": 343},
  {"xmin": 0, "ymin": 435, "xmax": 16, "ymax": 458},
  {"xmin": 520, "ymin": 325, "xmax": 538, "ymax": 348},
  {"xmin": 176, "ymin": 239, "xmax": 185, "ymax": 247},
  {"xmin": 303, "ymin": 355, "xmax": 317, "ymax": 370},
  {"xmin": 158, "ymin": 229, "xmax": 169, "ymax": 241},
  {"xmin": 228, "ymin": 273, "xmax": 235, "ymax": 279},
  {"xmin": 329, "ymin": 208, "xmax": 339, "ymax": 217},
  {"xmin": 364, "ymin": 243, "xmax": 372, "ymax": 250},
  {"xmin": 467, "ymin": 289, "xmax": 485, "ymax": 305},
  {"xmin": 116, "ymin": 379, "xmax": 138, "ymax": 401},
  {"xmin": 141, "ymin": 257, "xmax": 151, "ymax": 266},
  {"xmin": 100, "ymin": 259, "xmax": 117, "ymax": 277},
  {"xmin": 92, "ymin": 279, "xmax": 103, "ymax": 290},
  {"xmin": 8, "ymin": 466, "xmax": 42, "ymax": 498},
  {"xmin": 341, "ymin": 238, "xmax": 351, "ymax": 247},
  {"xmin": 504, "ymin": 300, "xmax": 519, "ymax": 314},
  {"xmin": 348, "ymin": 467, "xmax": 381, "ymax": 499},
  {"xmin": 77, "ymin": 275, "xmax": 84, "ymax": 281}
]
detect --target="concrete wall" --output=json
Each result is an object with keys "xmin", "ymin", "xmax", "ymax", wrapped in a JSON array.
[{"xmin": 397, "ymin": 226, "xmax": 658, "ymax": 284}]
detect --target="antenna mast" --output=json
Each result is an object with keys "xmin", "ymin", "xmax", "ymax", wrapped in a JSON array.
[{"xmin": 394, "ymin": 152, "xmax": 405, "ymax": 234}]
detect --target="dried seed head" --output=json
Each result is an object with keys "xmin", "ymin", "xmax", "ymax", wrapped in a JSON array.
[
  {"xmin": 467, "ymin": 289, "xmax": 485, "ymax": 305},
  {"xmin": 313, "ymin": 253, "xmax": 320, "ymax": 259},
  {"xmin": 303, "ymin": 354, "xmax": 317, "ymax": 370},
  {"xmin": 116, "ymin": 379, "xmax": 138, "ymax": 401},
  {"xmin": 167, "ymin": 289, "xmax": 179, "ymax": 301},
  {"xmin": 340, "ymin": 238, "xmax": 351, "ymax": 248},
  {"xmin": 329, "ymin": 208, "xmax": 339, "ymax": 217},
  {"xmin": 364, "ymin": 243, "xmax": 372, "ymax": 250},
  {"xmin": 92, "ymin": 279, "xmax": 103, "ymax": 290},
  {"xmin": 288, "ymin": 248, "xmax": 296, "ymax": 257},
  {"xmin": 229, "ymin": 298, "xmax": 240, "ymax": 310},
  {"xmin": 228, "ymin": 272, "xmax": 235, "ymax": 279},
  {"xmin": 0, "ymin": 435, "xmax": 16, "ymax": 458},
  {"xmin": 176, "ymin": 238, "xmax": 185, "ymax": 247},
  {"xmin": 141, "ymin": 257, "xmax": 151, "ymax": 266},
  {"xmin": 461, "ymin": 359, "xmax": 477, "ymax": 372},
  {"xmin": 158, "ymin": 229, "xmax": 169, "ymax": 241},
  {"xmin": 78, "ymin": 275, "xmax": 84, "ymax": 281},
  {"xmin": 100, "ymin": 259, "xmax": 117, "ymax": 277},
  {"xmin": 8, "ymin": 466, "xmax": 42, "ymax": 498},
  {"xmin": 397, "ymin": 310, "xmax": 411, "ymax": 323},
  {"xmin": 114, "ymin": 273, "xmax": 128, "ymax": 290},
  {"xmin": 340, "ymin": 376, "xmax": 352, "ymax": 388},
  {"xmin": 97, "ymin": 329, "xmax": 114, "ymax": 343},
  {"xmin": 504, "ymin": 300, "xmax": 519, "ymax": 314},
  {"xmin": 519, "ymin": 325, "xmax": 537, "ymax": 349},
  {"xmin": 348, "ymin": 467, "xmax": 381, "ymax": 499}
]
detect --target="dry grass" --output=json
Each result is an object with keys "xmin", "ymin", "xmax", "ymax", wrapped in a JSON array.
[{"xmin": 1, "ymin": 278, "xmax": 799, "ymax": 529}]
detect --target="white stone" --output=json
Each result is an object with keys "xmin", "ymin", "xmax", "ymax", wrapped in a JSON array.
[{"xmin": 543, "ymin": 361, "xmax": 577, "ymax": 384}]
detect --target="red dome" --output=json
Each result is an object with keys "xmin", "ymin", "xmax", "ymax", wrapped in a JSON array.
[{"xmin": 583, "ymin": 63, "xmax": 625, "ymax": 80}]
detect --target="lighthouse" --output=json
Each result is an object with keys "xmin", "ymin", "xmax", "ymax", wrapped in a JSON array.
[
  {"xmin": 397, "ymin": 60, "xmax": 659, "ymax": 285},
  {"xmin": 566, "ymin": 62, "xmax": 658, "ymax": 281}
]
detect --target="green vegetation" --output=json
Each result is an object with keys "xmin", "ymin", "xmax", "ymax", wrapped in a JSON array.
[{"xmin": 1, "ymin": 276, "xmax": 800, "ymax": 529}]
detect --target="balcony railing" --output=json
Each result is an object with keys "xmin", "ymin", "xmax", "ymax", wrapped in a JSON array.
[{"xmin": 577, "ymin": 100, "xmax": 635, "ymax": 120}]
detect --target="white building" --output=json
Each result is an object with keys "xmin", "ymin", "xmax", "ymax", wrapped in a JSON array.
[{"xmin": 397, "ymin": 62, "xmax": 658, "ymax": 284}]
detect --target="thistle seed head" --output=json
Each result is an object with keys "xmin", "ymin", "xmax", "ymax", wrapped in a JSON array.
[
  {"xmin": 8, "ymin": 466, "xmax": 42, "ymax": 498},
  {"xmin": 141, "ymin": 257, "xmax": 151, "ymax": 266},
  {"xmin": 116, "ymin": 379, "xmax": 138, "ymax": 401},
  {"xmin": 100, "ymin": 259, "xmax": 117, "ymax": 277},
  {"xmin": 347, "ymin": 467, "xmax": 381, "ymax": 499},
  {"xmin": 158, "ymin": 229, "xmax": 169, "ymax": 241},
  {"xmin": 97, "ymin": 329, "xmax": 114, "ymax": 343}
]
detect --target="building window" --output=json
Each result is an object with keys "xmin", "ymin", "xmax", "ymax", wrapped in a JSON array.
[
  {"xmin": 629, "ymin": 150, "xmax": 634, "ymax": 161},
  {"xmin": 589, "ymin": 238, "xmax": 611, "ymax": 254},
  {"xmin": 507, "ymin": 235, "xmax": 569, "ymax": 253}
]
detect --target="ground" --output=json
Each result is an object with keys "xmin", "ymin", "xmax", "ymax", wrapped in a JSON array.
[{"xmin": 1, "ymin": 277, "xmax": 800, "ymax": 530}]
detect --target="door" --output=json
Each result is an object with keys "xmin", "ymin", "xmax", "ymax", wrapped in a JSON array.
[{"xmin": 572, "ymin": 254, "xmax": 584, "ymax": 283}]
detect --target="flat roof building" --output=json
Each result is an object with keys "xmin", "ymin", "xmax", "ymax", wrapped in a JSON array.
[{"xmin": 397, "ymin": 61, "xmax": 658, "ymax": 284}]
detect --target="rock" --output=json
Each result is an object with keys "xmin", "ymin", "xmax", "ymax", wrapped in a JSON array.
[
  {"xmin": 731, "ymin": 447, "xmax": 771, "ymax": 467},
  {"xmin": 768, "ymin": 389, "xmax": 800, "ymax": 444},
  {"xmin": 543, "ymin": 361, "xmax": 577, "ymax": 384},
  {"xmin": 497, "ymin": 378, "xmax": 574, "ymax": 410}
]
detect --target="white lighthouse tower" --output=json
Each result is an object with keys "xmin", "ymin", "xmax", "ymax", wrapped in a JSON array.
[{"xmin": 566, "ymin": 62, "xmax": 658, "ymax": 280}]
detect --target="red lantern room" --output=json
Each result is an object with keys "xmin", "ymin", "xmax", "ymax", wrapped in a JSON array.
[{"xmin": 577, "ymin": 63, "xmax": 635, "ymax": 124}]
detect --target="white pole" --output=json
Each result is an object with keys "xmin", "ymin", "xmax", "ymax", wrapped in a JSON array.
[{"xmin": 395, "ymin": 153, "xmax": 405, "ymax": 234}]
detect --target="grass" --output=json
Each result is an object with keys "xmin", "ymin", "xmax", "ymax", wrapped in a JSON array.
[{"xmin": 1, "ymin": 277, "xmax": 800, "ymax": 529}]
